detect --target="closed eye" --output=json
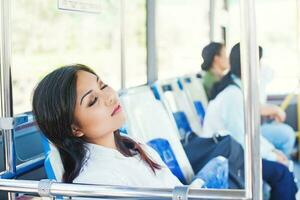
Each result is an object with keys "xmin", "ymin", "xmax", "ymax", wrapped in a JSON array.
[
  {"xmin": 88, "ymin": 97, "xmax": 98, "ymax": 107},
  {"xmin": 100, "ymin": 84, "xmax": 108, "ymax": 90}
]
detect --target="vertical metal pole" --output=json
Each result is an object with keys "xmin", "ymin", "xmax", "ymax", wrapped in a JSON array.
[
  {"xmin": 295, "ymin": 0, "xmax": 300, "ymax": 161},
  {"xmin": 146, "ymin": 0, "xmax": 157, "ymax": 84},
  {"xmin": 222, "ymin": 0, "xmax": 229, "ymax": 45},
  {"xmin": 0, "ymin": 0, "xmax": 15, "ymax": 199},
  {"xmin": 120, "ymin": 0, "xmax": 126, "ymax": 89},
  {"xmin": 297, "ymin": 0, "xmax": 300, "ymax": 59},
  {"xmin": 209, "ymin": 0, "xmax": 216, "ymax": 42},
  {"xmin": 240, "ymin": 0, "xmax": 262, "ymax": 199}
]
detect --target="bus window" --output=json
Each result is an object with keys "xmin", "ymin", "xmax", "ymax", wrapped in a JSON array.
[
  {"xmin": 157, "ymin": 0, "xmax": 210, "ymax": 79},
  {"xmin": 124, "ymin": 0, "xmax": 147, "ymax": 88},
  {"xmin": 256, "ymin": 0, "xmax": 299, "ymax": 95},
  {"xmin": 11, "ymin": 0, "xmax": 122, "ymax": 114},
  {"xmin": 227, "ymin": 0, "xmax": 299, "ymax": 95}
]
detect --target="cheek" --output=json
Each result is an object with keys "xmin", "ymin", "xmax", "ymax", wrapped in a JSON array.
[
  {"xmin": 79, "ymin": 107, "xmax": 126, "ymax": 139},
  {"xmin": 223, "ymin": 58, "xmax": 229, "ymax": 67}
]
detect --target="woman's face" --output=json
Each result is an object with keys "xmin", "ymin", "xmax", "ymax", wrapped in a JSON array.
[
  {"xmin": 215, "ymin": 46, "xmax": 230, "ymax": 72},
  {"xmin": 73, "ymin": 70, "xmax": 125, "ymax": 142}
]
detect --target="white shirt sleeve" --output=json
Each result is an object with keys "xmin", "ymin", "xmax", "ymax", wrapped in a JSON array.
[
  {"xmin": 221, "ymin": 86, "xmax": 276, "ymax": 161},
  {"xmin": 260, "ymin": 135, "xmax": 277, "ymax": 161}
]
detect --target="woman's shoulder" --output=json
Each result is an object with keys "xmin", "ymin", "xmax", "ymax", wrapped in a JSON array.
[{"xmin": 217, "ymin": 84, "xmax": 243, "ymax": 99}]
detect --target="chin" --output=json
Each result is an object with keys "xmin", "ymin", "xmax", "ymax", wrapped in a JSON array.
[{"xmin": 115, "ymin": 112, "xmax": 126, "ymax": 130}]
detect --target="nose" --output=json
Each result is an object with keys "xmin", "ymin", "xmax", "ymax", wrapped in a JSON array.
[{"xmin": 105, "ymin": 91, "xmax": 117, "ymax": 107}]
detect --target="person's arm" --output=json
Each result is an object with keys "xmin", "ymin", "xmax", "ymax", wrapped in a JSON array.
[
  {"xmin": 260, "ymin": 104, "xmax": 286, "ymax": 122},
  {"xmin": 221, "ymin": 87, "xmax": 277, "ymax": 161},
  {"xmin": 260, "ymin": 135, "xmax": 277, "ymax": 161}
]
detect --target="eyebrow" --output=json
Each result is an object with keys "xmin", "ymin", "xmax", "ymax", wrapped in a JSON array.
[{"xmin": 80, "ymin": 76, "xmax": 99, "ymax": 105}]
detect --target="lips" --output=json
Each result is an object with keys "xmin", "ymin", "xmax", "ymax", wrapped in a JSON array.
[{"xmin": 111, "ymin": 104, "xmax": 121, "ymax": 116}]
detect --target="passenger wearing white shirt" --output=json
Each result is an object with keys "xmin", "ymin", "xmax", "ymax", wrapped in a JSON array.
[
  {"xmin": 203, "ymin": 43, "xmax": 297, "ymax": 200},
  {"xmin": 74, "ymin": 141, "xmax": 181, "ymax": 187},
  {"xmin": 204, "ymin": 45, "xmax": 287, "ymax": 164},
  {"xmin": 259, "ymin": 64, "xmax": 295, "ymax": 157},
  {"xmin": 32, "ymin": 64, "xmax": 181, "ymax": 187}
]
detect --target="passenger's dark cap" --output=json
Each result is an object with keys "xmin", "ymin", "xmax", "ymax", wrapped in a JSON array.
[{"xmin": 201, "ymin": 42, "xmax": 223, "ymax": 71}]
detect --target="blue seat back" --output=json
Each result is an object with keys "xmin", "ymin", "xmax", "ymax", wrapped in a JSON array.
[
  {"xmin": 193, "ymin": 101, "xmax": 205, "ymax": 125},
  {"xmin": 147, "ymin": 138, "xmax": 186, "ymax": 184},
  {"xmin": 172, "ymin": 111, "xmax": 193, "ymax": 137},
  {"xmin": 40, "ymin": 134, "xmax": 57, "ymax": 180},
  {"xmin": 151, "ymin": 80, "xmax": 203, "ymax": 137},
  {"xmin": 179, "ymin": 74, "xmax": 208, "ymax": 124}
]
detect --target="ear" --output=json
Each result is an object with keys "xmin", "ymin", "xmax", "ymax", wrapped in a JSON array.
[
  {"xmin": 213, "ymin": 55, "xmax": 220, "ymax": 64},
  {"xmin": 71, "ymin": 124, "xmax": 84, "ymax": 137}
]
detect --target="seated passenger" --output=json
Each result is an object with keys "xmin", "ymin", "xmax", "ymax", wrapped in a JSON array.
[
  {"xmin": 203, "ymin": 43, "xmax": 298, "ymax": 200},
  {"xmin": 32, "ymin": 64, "xmax": 182, "ymax": 187},
  {"xmin": 259, "ymin": 63, "xmax": 295, "ymax": 157},
  {"xmin": 201, "ymin": 42, "xmax": 230, "ymax": 99}
]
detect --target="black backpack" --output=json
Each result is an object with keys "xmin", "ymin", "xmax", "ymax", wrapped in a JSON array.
[{"xmin": 182, "ymin": 132, "xmax": 245, "ymax": 189}]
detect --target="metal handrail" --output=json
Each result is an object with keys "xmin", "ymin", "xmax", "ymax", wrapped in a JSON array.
[
  {"xmin": 0, "ymin": 179, "xmax": 248, "ymax": 199},
  {"xmin": 146, "ymin": 0, "xmax": 157, "ymax": 84},
  {"xmin": 0, "ymin": 155, "xmax": 44, "ymax": 179},
  {"xmin": 0, "ymin": 0, "xmax": 15, "ymax": 199},
  {"xmin": 0, "ymin": 0, "xmax": 261, "ymax": 199}
]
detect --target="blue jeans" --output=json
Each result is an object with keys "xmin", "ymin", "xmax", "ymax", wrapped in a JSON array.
[
  {"xmin": 194, "ymin": 156, "xmax": 229, "ymax": 189},
  {"xmin": 261, "ymin": 122, "xmax": 295, "ymax": 156},
  {"xmin": 263, "ymin": 159, "xmax": 298, "ymax": 200}
]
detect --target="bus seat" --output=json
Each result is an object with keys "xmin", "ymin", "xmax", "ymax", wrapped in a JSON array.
[
  {"xmin": 172, "ymin": 111, "xmax": 193, "ymax": 137},
  {"xmin": 151, "ymin": 79, "xmax": 203, "ymax": 137},
  {"xmin": 13, "ymin": 112, "xmax": 63, "ymax": 181},
  {"xmin": 147, "ymin": 138, "xmax": 186, "ymax": 183},
  {"xmin": 119, "ymin": 86, "xmax": 195, "ymax": 184},
  {"xmin": 179, "ymin": 74, "xmax": 208, "ymax": 125},
  {"xmin": 40, "ymin": 134, "xmax": 63, "ymax": 181},
  {"xmin": 13, "ymin": 114, "xmax": 44, "ymax": 166},
  {"xmin": 181, "ymin": 74, "xmax": 208, "ymax": 108}
]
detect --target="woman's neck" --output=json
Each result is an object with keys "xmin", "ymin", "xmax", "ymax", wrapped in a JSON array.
[{"xmin": 90, "ymin": 132, "xmax": 117, "ymax": 150}]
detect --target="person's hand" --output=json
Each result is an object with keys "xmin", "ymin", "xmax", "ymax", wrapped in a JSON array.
[
  {"xmin": 273, "ymin": 149, "xmax": 289, "ymax": 167},
  {"xmin": 261, "ymin": 104, "xmax": 286, "ymax": 122},
  {"xmin": 273, "ymin": 107, "xmax": 286, "ymax": 123}
]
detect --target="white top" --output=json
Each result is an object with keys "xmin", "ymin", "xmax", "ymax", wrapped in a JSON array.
[
  {"xmin": 202, "ymin": 75, "xmax": 277, "ymax": 161},
  {"xmin": 73, "ymin": 142, "xmax": 182, "ymax": 188}
]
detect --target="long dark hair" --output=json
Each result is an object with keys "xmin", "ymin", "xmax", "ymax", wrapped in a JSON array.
[
  {"xmin": 201, "ymin": 42, "xmax": 224, "ymax": 71},
  {"xmin": 210, "ymin": 43, "xmax": 263, "ymax": 100},
  {"xmin": 32, "ymin": 64, "xmax": 161, "ymax": 183}
]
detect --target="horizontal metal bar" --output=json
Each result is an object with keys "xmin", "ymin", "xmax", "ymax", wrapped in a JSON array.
[
  {"xmin": 189, "ymin": 189, "xmax": 247, "ymax": 200},
  {"xmin": 0, "ymin": 179, "xmax": 249, "ymax": 199},
  {"xmin": 15, "ymin": 155, "xmax": 45, "ymax": 176},
  {"xmin": 0, "ymin": 155, "xmax": 45, "ymax": 178},
  {"xmin": 0, "ymin": 171, "xmax": 14, "ymax": 179}
]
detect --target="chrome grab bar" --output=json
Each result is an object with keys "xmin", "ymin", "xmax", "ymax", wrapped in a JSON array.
[{"xmin": 0, "ymin": 179, "xmax": 248, "ymax": 199}]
